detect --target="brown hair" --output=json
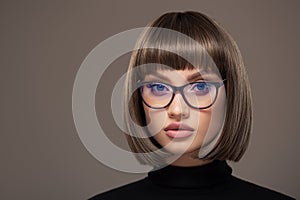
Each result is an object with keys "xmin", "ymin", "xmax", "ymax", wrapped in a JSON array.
[{"xmin": 123, "ymin": 11, "xmax": 253, "ymax": 166}]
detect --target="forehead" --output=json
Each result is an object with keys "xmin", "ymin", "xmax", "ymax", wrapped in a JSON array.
[{"xmin": 143, "ymin": 69, "xmax": 222, "ymax": 85}]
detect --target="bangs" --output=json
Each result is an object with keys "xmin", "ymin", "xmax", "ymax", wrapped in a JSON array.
[{"xmin": 135, "ymin": 49, "xmax": 214, "ymax": 80}]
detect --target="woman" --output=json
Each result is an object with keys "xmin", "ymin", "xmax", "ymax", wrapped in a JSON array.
[{"xmin": 90, "ymin": 11, "xmax": 294, "ymax": 199}]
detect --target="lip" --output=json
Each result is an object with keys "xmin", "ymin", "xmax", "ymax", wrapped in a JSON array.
[{"xmin": 164, "ymin": 123, "xmax": 195, "ymax": 138}]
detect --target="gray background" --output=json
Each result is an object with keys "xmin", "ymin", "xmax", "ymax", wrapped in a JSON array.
[{"xmin": 1, "ymin": 0, "xmax": 299, "ymax": 199}]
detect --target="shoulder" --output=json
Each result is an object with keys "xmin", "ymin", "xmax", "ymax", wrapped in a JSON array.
[
  {"xmin": 228, "ymin": 176, "xmax": 295, "ymax": 199},
  {"xmin": 88, "ymin": 178, "xmax": 152, "ymax": 200}
]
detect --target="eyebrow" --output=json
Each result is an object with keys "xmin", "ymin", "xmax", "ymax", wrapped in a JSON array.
[
  {"xmin": 148, "ymin": 71, "xmax": 205, "ymax": 82},
  {"xmin": 187, "ymin": 72, "xmax": 204, "ymax": 81}
]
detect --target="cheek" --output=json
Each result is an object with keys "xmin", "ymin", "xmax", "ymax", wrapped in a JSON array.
[
  {"xmin": 201, "ymin": 88, "xmax": 227, "ymax": 146},
  {"xmin": 143, "ymin": 104, "xmax": 151, "ymax": 124},
  {"xmin": 187, "ymin": 110, "xmax": 211, "ymax": 150},
  {"xmin": 143, "ymin": 104, "xmax": 167, "ymax": 136},
  {"xmin": 195, "ymin": 111, "xmax": 211, "ymax": 134}
]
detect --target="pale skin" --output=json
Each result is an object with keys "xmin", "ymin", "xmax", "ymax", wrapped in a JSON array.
[{"xmin": 142, "ymin": 68, "xmax": 227, "ymax": 167}]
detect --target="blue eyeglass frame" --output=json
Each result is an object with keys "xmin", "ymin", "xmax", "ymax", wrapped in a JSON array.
[{"xmin": 137, "ymin": 79, "xmax": 226, "ymax": 110}]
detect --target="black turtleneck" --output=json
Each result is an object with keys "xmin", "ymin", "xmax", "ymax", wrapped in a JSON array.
[{"xmin": 89, "ymin": 160, "xmax": 294, "ymax": 200}]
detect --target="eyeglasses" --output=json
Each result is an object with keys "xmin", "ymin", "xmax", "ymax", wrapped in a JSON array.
[{"xmin": 137, "ymin": 79, "xmax": 226, "ymax": 109}]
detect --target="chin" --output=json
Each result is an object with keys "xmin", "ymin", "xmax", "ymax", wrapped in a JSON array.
[{"xmin": 163, "ymin": 142, "xmax": 202, "ymax": 155}]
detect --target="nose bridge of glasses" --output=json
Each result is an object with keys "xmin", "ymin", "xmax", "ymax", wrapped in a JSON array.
[{"xmin": 170, "ymin": 90, "xmax": 189, "ymax": 109}]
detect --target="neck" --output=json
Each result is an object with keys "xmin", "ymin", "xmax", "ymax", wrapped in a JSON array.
[{"xmin": 167, "ymin": 152, "xmax": 213, "ymax": 167}]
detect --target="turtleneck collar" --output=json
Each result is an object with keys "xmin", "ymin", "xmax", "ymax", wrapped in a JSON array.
[{"xmin": 147, "ymin": 160, "xmax": 232, "ymax": 189}]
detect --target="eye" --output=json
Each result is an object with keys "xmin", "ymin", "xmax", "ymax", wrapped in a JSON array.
[
  {"xmin": 189, "ymin": 82, "xmax": 210, "ymax": 95},
  {"xmin": 146, "ymin": 83, "xmax": 171, "ymax": 96}
]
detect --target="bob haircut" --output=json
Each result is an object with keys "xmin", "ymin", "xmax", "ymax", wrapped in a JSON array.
[{"xmin": 123, "ymin": 11, "xmax": 253, "ymax": 166}]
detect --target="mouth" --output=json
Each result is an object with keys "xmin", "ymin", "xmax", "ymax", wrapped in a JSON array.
[{"xmin": 164, "ymin": 123, "xmax": 195, "ymax": 139}]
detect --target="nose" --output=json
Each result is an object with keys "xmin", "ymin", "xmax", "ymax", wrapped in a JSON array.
[{"xmin": 167, "ymin": 93, "xmax": 190, "ymax": 120}]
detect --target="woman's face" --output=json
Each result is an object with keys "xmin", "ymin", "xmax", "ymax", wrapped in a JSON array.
[{"xmin": 142, "ymin": 68, "xmax": 227, "ymax": 155}]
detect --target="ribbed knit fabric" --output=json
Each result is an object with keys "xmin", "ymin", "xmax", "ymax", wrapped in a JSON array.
[{"xmin": 89, "ymin": 160, "xmax": 294, "ymax": 200}]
